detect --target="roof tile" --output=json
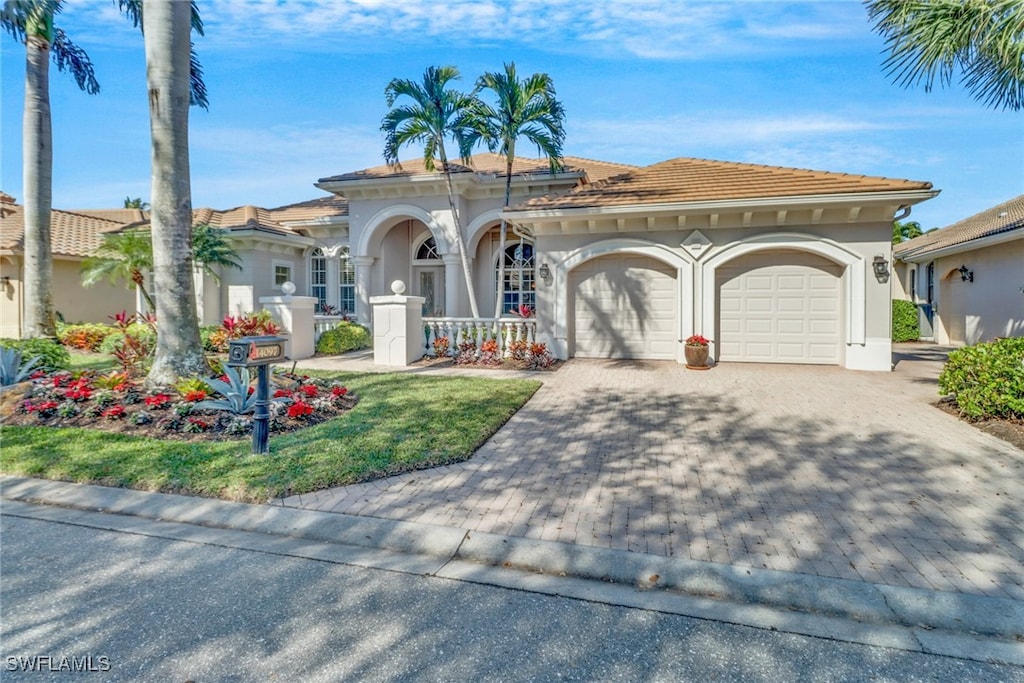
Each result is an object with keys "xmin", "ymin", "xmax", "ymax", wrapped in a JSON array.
[{"xmin": 894, "ymin": 194, "xmax": 1024, "ymax": 258}]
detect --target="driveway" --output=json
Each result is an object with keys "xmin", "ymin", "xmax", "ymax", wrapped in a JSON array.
[{"xmin": 281, "ymin": 346, "xmax": 1023, "ymax": 600}]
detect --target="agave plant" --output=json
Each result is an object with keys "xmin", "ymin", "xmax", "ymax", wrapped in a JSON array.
[
  {"xmin": 192, "ymin": 365, "xmax": 282, "ymax": 415},
  {"xmin": 0, "ymin": 348, "xmax": 41, "ymax": 387}
]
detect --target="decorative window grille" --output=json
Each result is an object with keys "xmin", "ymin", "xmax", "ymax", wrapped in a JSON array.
[
  {"xmin": 310, "ymin": 248, "xmax": 327, "ymax": 309},
  {"xmin": 496, "ymin": 239, "xmax": 535, "ymax": 314},
  {"xmin": 339, "ymin": 247, "xmax": 355, "ymax": 314}
]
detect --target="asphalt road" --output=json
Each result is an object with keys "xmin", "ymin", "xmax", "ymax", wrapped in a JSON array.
[{"xmin": 1, "ymin": 511, "xmax": 1021, "ymax": 683}]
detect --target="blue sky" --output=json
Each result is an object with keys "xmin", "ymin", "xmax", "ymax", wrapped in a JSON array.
[{"xmin": 2, "ymin": 0, "xmax": 1021, "ymax": 231}]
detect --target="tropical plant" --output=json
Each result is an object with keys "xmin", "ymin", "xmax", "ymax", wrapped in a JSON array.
[
  {"xmin": 141, "ymin": 0, "xmax": 207, "ymax": 385},
  {"xmin": 867, "ymin": 0, "xmax": 1024, "ymax": 110},
  {"xmin": 382, "ymin": 65, "xmax": 483, "ymax": 318},
  {"xmin": 81, "ymin": 229, "xmax": 156, "ymax": 312},
  {"xmin": 1, "ymin": 0, "xmax": 99, "ymax": 338},
  {"xmin": 0, "ymin": 347, "xmax": 41, "ymax": 386},
  {"xmin": 314, "ymin": 321, "xmax": 371, "ymax": 355},
  {"xmin": 892, "ymin": 220, "xmax": 924, "ymax": 244},
  {"xmin": 472, "ymin": 62, "xmax": 565, "ymax": 317},
  {"xmin": 938, "ymin": 337, "xmax": 1024, "ymax": 418},
  {"xmin": 0, "ymin": 336, "xmax": 70, "ymax": 371},
  {"xmin": 685, "ymin": 334, "xmax": 711, "ymax": 347},
  {"xmin": 892, "ymin": 299, "xmax": 921, "ymax": 342},
  {"xmin": 192, "ymin": 365, "xmax": 265, "ymax": 415},
  {"xmin": 193, "ymin": 223, "xmax": 243, "ymax": 283},
  {"xmin": 123, "ymin": 196, "xmax": 149, "ymax": 210}
]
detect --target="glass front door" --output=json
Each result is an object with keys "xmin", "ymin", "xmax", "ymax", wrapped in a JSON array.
[{"xmin": 415, "ymin": 267, "xmax": 445, "ymax": 317}]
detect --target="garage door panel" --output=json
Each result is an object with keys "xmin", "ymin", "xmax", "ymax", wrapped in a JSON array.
[
  {"xmin": 718, "ymin": 253, "xmax": 841, "ymax": 365},
  {"xmin": 573, "ymin": 255, "xmax": 677, "ymax": 360}
]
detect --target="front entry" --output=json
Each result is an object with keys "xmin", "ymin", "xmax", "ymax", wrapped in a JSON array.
[{"xmin": 414, "ymin": 266, "xmax": 445, "ymax": 317}]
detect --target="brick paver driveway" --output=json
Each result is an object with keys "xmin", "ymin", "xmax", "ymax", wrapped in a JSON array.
[{"xmin": 280, "ymin": 346, "xmax": 1023, "ymax": 600}]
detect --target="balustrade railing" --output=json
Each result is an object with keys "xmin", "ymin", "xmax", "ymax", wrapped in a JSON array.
[
  {"xmin": 422, "ymin": 317, "xmax": 537, "ymax": 360},
  {"xmin": 314, "ymin": 315, "xmax": 353, "ymax": 343}
]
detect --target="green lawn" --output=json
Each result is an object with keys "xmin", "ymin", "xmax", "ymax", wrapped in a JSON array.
[
  {"xmin": 68, "ymin": 351, "xmax": 118, "ymax": 373},
  {"xmin": 1, "ymin": 371, "xmax": 541, "ymax": 503}
]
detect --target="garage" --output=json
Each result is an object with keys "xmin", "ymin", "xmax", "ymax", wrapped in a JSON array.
[
  {"xmin": 571, "ymin": 254, "xmax": 678, "ymax": 360},
  {"xmin": 717, "ymin": 250, "xmax": 842, "ymax": 364}
]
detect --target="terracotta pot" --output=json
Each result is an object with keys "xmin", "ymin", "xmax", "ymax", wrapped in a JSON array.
[{"xmin": 684, "ymin": 344, "xmax": 709, "ymax": 369}]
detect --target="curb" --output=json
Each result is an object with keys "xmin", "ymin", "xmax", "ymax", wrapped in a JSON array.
[{"xmin": 2, "ymin": 475, "xmax": 1022, "ymax": 664}]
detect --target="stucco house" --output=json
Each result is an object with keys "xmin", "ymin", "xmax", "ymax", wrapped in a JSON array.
[
  {"xmin": 893, "ymin": 195, "xmax": 1024, "ymax": 345},
  {"xmin": 2, "ymin": 153, "xmax": 938, "ymax": 372}
]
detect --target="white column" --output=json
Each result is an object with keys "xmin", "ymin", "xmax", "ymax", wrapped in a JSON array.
[
  {"xmin": 370, "ymin": 280, "xmax": 425, "ymax": 366},
  {"xmin": 442, "ymin": 252, "xmax": 462, "ymax": 317},
  {"xmin": 259, "ymin": 291, "xmax": 317, "ymax": 360},
  {"xmin": 351, "ymin": 256, "xmax": 375, "ymax": 326}
]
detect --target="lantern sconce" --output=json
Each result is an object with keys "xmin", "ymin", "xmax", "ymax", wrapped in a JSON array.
[
  {"xmin": 538, "ymin": 263, "xmax": 552, "ymax": 285},
  {"xmin": 958, "ymin": 265, "xmax": 974, "ymax": 283},
  {"xmin": 872, "ymin": 255, "xmax": 890, "ymax": 283}
]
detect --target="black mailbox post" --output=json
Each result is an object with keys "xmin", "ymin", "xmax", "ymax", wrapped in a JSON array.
[{"xmin": 226, "ymin": 335, "xmax": 287, "ymax": 455}]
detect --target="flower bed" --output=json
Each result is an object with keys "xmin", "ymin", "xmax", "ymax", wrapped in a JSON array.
[{"xmin": 1, "ymin": 369, "xmax": 357, "ymax": 442}]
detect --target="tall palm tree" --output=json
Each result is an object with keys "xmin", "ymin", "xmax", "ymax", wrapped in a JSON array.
[
  {"xmin": 192, "ymin": 223, "xmax": 243, "ymax": 283},
  {"xmin": 81, "ymin": 229, "xmax": 156, "ymax": 313},
  {"xmin": 2, "ymin": 0, "xmax": 99, "ymax": 338},
  {"xmin": 473, "ymin": 62, "xmax": 565, "ymax": 317},
  {"xmin": 382, "ymin": 65, "xmax": 482, "ymax": 318},
  {"xmin": 123, "ymin": 196, "xmax": 149, "ymax": 210},
  {"xmin": 867, "ymin": 0, "xmax": 1024, "ymax": 110},
  {"xmin": 142, "ymin": 0, "xmax": 206, "ymax": 384}
]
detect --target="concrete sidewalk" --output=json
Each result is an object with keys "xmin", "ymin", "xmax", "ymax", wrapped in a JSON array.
[
  {"xmin": 284, "ymin": 346, "xmax": 1024, "ymax": 603},
  {"xmin": 2, "ymin": 476, "xmax": 1021, "ymax": 666}
]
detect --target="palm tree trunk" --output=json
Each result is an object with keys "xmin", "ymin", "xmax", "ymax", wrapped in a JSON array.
[
  {"xmin": 21, "ymin": 9, "xmax": 55, "ymax": 338},
  {"xmin": 142, "ymin": 0, "xmax": 206, "ymax": 385},
  {"xmin": 494, "ymin": 151, "xmax": 515, "ymax": 318},
  {"xmin": 439, "ymin": 153, "xmax": 480, "ymax": 319}
]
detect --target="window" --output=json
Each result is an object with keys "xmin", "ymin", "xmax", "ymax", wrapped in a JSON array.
[
  {"xmin": 909, "ymin": 268, "xmax": 916, "ymax": 301},
  {"xmin": 926, "ymin": 262, "xmax": 935, "ymax": 304},
  {"xmin": 496, "ymin": 239, "xmax": 535, "ymax": 315},
  {"xmin": 416, "ymin": 236, "xmax": 441, "ymax": 261},
  {"xmin": 273, "ymin": 263, "xmax": 292, "ymax": 288},
  {"xmin": 339, "ymin": 247, "xmax": 355, "ymax": 314},
  {"xmin": 310, "ymin": 248, "xmax": 327, "ymax": 309}
]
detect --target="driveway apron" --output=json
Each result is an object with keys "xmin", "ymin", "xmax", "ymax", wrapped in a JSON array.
[{"xmin": 280, "ymin": 349, "xmax": 1023, "ymax": 600}]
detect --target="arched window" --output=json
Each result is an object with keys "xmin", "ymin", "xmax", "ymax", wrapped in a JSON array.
[
  {"xmin": 310, "ymin": 247, "xmax": 327, "ymax": 308},
  {"xmin": 496, "ymin": 239, "xmax": 535, "ymax": 315},
  {"xmin": 339, "ymin": 247, "xmax": 355, "ymax": 314},
  {"xmin": 416, "ymin": 236, "xmax": 441, "ymax": 261}
]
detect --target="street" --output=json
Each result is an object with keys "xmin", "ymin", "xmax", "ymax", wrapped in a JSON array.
[{"xmin": 1, "ymin": 509, "xmax": 1020, "ymax": 682}]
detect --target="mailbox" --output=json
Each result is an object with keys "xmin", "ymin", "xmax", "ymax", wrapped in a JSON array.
[{"xmin": 227, "ymin": 335, "xmax": 287, "ymax": 367}]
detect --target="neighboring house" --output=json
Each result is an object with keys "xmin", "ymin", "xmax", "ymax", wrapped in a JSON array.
[
  {"xmin": 0, "ymin": 193, "xmax": 137, "ymax": 337},
  {"xmin": 894, "ymin": 195, "xmax": 1024, "ymax": 345},
  {"xmin": 1, "ymin": 153, "xmax": 939, "ymax": 372}
]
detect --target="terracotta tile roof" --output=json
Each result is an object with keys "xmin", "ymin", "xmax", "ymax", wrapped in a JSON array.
[
  {"xmin": 270, "ymin": 195, "xmax": 349, "ymax": 221},
  {"xmin": 72, "ymin": 208, "xmax": 148, "ymax": 224},
  {"xmin": 0, "ymin": 204, "xmax": 124, "ymax": 257},
  {"xmin": 318, "ymin": 152, "xmax": 634, "ymax": 184},
  {"xmin": 513, "ymin": 157, "xmax": 934, "ymax": 210},
  {"xmin": 894, "ymin": 195, "xmax": 1024, "ymax": 259}
]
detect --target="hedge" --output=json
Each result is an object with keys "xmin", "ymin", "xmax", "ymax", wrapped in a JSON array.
[
  {"xmin": 315, "ymin": 321, "xmax": 371, "ymax": 355},
  {"xmin": 892, "ymin": 299, "xmax": 920, "ymax": 342},
  {"xmin": 938, "ymin": 337, "xmax": 1024, "ymax": 420}
]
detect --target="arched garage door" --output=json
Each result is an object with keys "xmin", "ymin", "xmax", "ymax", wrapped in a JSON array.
[
  {"xmin": 717, "ymin": 250, "xmax": 842, "ymax": 364},
  {"xmin": 571, "ymin": 254, "xmax": 678, "ymax": 360}
]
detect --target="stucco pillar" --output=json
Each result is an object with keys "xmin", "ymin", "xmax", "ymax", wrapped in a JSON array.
[
  {"xmin": 442, "ymin": 253, "xmax": 463, "ymax": 317},
  {"xmin": 370, "ymin": 280, "xmax": 425, "ymax": 366},
  {"xmin": 351, "ymin": 256, "xmax": 375, "ymax": 327},
  {"xmin": 259, "ymin": 288, "xmax": 317, "ymax": 360}
]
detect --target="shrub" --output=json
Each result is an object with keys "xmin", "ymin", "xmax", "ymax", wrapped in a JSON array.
[
  {"xmin": 892, "ymin": 299, "xmax": 919, "ymax": 343},
  {"xmin": 199, "ymin": 325, "xmax": 223, "ymax": 353},
  {"xmin": 0, "ymin": 337, "xmax": 70, "ymax": 372},
  {"xmin": 56, "ymin": 322, "xmax": 115, "ymax": 351},
  {"xmin": 431, "ymin": 335, "xmax": 450, "ymax": 358},
  {"xmin": 315, "ymin": 321, "xmax": 371, "ymax": 355},
  {"xmin": 98, "ymin": 323, "xmax": 156, "ymax": 355},
  {"xmin": 938, "ymin": 337, "xmax": 1024, "ymax": 420}
]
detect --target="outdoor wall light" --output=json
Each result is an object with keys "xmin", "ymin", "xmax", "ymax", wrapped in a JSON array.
[
  {"xmin": 0, "ymin": 276, "xmax": 9, "ymax": 287},
  {"xmin": 538, "ymin": 263, "xmax": 552, "ymax": 285},
  {"xmin": 958, "ymin": 265, "xmax": 974, "ymax": 283},
  {"xmin": 872, "ymin": 255, "xmax": 890, "ymax": 283}
]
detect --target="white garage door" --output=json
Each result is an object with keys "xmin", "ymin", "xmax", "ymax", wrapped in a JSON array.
[
  {"xmin": 572, "ymin": 254, "xmax": 678, "ymax": 360},
  {"xmin": 718, "ymin": 251, "xmax": 842, "ymax": 364}
]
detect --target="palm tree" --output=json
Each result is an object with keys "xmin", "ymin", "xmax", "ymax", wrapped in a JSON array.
[
  {"xmin": 867, "ymin": 0, "xmax": 1024, "ymax": 110},
  {"xmin": 382, "ymin": 65, "xmax": 482, "ymax": 318},
  {"xmin": 81, "ymin": 229, "xmax": 156, "ymax": 313},
  {"xmin": 123, "ymin": 196, "xmax": 149, "ymax": 210},
  {"xmin": 473, "ymin": 62, "xmax": 565, "ymax": 317},
  {"xmin": 81, "ymin": 224, "xmax": 242, "ymax": 313},
  {"xmin": 2, "ymin": 0, "xmax": 99, "ymax": 338},
  {"xmin": 141, "ymin": 0, "xmax": 206, "ymax": 384}
]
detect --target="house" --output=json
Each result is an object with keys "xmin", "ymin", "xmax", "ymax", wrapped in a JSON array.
[
  {"xmin": 893, "ymin": 195, "xmax": 1024, "ymax": 345},
  {"xmin": 318, "ymin": 154, "xmax": 936, "ymax": 371},
  {"xmin": 0, "ymin": 194, "xmax": 137, "ymax": 337},
  {"xmin": 2, "ymin": 153, "xmax": 939, "ymax": 372}
]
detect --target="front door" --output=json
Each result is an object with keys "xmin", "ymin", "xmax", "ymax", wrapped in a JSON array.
[{"xmin": 414, "ymin": 266, "xmax": 445, "ymax": 317}]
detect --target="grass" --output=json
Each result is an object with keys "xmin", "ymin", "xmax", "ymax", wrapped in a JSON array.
[
  {"xmin": 68, "ymin": 351, "xmax": 118, "ymax": 373},
  {"xmin": 1, "ymin": 371, "xmax": 541, "ymax": 503}
]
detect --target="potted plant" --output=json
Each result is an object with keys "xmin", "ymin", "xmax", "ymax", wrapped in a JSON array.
[{"xmin": 684, "ymin": 334, "xmax": 712, "ymax": 370}]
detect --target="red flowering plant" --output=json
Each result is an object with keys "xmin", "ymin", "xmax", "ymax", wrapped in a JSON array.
[
  {"xmin": 102, "ymin": 405, "xmax": 127, "ymax": 420},
  {"xmin": 145, "ymin": 393, "xmax": 172, "ymax": 409},
  {"xmin": 287, "ymin": 401, "xmax": 314, "ymax": 419},
  {"xmin": 685, "ymin": 334, "xmax": 711, "ymax": 347}
]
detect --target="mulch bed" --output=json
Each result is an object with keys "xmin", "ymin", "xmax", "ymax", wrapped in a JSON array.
[{"xmin": 934, "ymin": 397, "xmax": 1024, "ymax": 451}]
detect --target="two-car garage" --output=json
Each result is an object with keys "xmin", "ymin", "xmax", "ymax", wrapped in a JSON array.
[{"xmin": 569, "ymin": 249, "xmax": 844, "ymax": 365}]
